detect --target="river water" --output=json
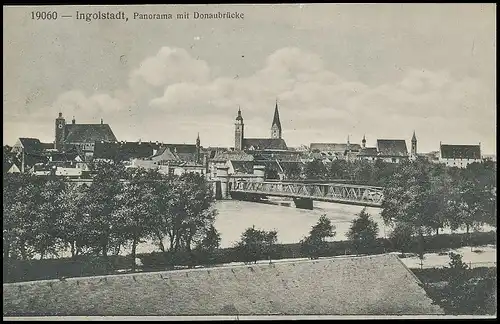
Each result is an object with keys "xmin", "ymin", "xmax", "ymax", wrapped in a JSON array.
[
  {"xmin": 33, "ymin": 198, "xmax": 493, "ymax": 258},
  {"xmin": 133, "ymin": 198, "xmax": 494, "ymax": 254}
]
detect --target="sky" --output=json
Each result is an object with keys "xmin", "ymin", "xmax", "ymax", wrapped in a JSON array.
[{"xmin": 3, "ymin": 4, "xmax": 497, "ymax": 154}]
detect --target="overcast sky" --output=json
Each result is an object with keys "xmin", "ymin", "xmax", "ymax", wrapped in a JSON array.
[{"xmin": 3, "ymin": 4, "xmax": 496, "ymax": 154}]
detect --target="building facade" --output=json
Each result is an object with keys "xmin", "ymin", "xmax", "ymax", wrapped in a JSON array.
[
  {"xmin": 438, "ymin": 143, "xmax": 482, "ymax": 168},
  {"xmin": 54, "ymin": 113, "xmax": 117, "ymax": 159}
]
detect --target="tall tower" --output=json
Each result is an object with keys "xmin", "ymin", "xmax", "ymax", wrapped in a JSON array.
[
  {"xmin": 196, "ymin": 133, "xmax": 201, "ymax": 164},
  {"xmin": 411, "ymin": 131, "xmax": 417, "ymax": 156},
  {"xmin": 362, "ymin": 134, "xmax": 366, "ymax": 148},
  {"xmin": 235, "ymin": 107, "xmax": 244, "ymax": 151},
  {"xmin": 55, "ymin": 112, "xmax": 66, "ymax": 151},
  {"xmin": 271, "ymin": 99, "xmax": 282, "ymax": 139}
]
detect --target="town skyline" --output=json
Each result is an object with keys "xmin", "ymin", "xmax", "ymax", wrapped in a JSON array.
[{"xmin": 3, "ymin": 4, "xmax": 496, "ymax": 154}]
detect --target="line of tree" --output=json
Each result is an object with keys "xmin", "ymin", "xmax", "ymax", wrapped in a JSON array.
[
  {"xmin": 381, "ymin": 159, "xmax": 496, "ymax": 259},
  {"xmin": 3, "ymin": 162, "xmax": 220, "ymax": 271},
  {"xmin": 279, "ymin": 158, "xmax": 399, "ymax": 185}
]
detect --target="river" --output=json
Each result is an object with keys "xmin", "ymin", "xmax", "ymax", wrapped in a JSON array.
[{"xmin": 132, "ymin": 198, "xmax": 494, "ymax": 254}]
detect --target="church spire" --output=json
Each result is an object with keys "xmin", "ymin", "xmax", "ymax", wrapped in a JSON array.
[
  {"xmin": 272, "ymin": 99, "xmax": 281, "ymax": 129},
  {"xmin": 271, "ymin": 99, "xmax": 282, "ymax": 139},
  {"xmin": 412, "ymin": 130, "xmax": 417, "ymax": 142}
]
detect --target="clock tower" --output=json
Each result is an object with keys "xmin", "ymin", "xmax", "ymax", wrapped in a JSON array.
[
  {"xmin": 234, "ymin": 107, "xmax": 244, "ymax": 151},
  {"xmin": 55, "ymin": 112, "xmax": 66, "ymax": 151}
]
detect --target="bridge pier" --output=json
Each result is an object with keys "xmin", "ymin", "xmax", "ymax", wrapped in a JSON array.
[
  {"xmin": 215, "ymin": 166, "xmax": 230, "ymax": 200},
  {"xmin": 293, "ymin": 198, "xmax": 314, "ymax": 210}
]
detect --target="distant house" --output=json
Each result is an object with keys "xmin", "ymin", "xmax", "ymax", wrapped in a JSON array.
[
  {"xmin": 439, "ymin": 143, "xmax": 482, "ymax": 168},
  {"xmin": 209, "ymin": 150, "xmax": 254, "ymax": 179},
  {"xmin": 93, "ymin": 141, "xmax": 159, "ymax": 162},
  {"xmin": 376, "ymin": 139, "xmax": 409, "ymax": 163},
  {"xmin": 310, "ymin": 143, "xmax": 362, "ymax": 158},
  {"xmin": 10, "ymin": 138, "xmax": 49, "ymax": 172},
  {"xmin": 226, "ymin": 160, "xmax": 254, "ymax": 175},
  {"xmin": 357, "ymin": 147, "xmax": 378, "ymax": 162},
  {"xmin": 11, "ymin": 137, "xmax": 43, "ymax": 155},
  {"xmin": 2, "ymin": 254, "xmax": 444, "ymax": 316}
]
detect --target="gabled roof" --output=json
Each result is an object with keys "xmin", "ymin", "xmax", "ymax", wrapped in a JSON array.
[
  {"xmin": 440, "ymin": 144, "xmax": 481, "ymax": 159},
  {"xmin": 310, "ymin": 143, "xmax": 362, "ymax": 152},
  {"xmin": 229, "ymin": 160, "xmax": 254, "ymax": 174},
  {"xmin": 18, "ymin": 138, "xmax": 43, "ymax": 153},
  {"xmin": 64, "ymin": 124, "xmax": 117, "ymax": 143},
  {"xmin": 377, "ymin": 140, "xmax": 408, "ymax": 157},
  {"xmin": 150, "ymin": 146, "xmax": 181, "ymax": 162},
  {"xmin": 2, "ymin": 254, "xmax": 444, "ymax": 316},
  {"xmin": 3, "ymin": 158, "xmax": 21, "ymax": 173},
  {"xmin": 243, "ymin": 138, "xmax": 288, "ymax": 151},
  {"xmin": 358, "ymin": 147, "xmax": 378, "ymax": 156}
]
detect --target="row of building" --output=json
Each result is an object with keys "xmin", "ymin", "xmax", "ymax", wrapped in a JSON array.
[{"xmin": 3, "ymin": 104, "xmax": 492, "ymax": 179}]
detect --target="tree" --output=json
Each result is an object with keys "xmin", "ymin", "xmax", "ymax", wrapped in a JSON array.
[
  {"xmin": 388, "ymin": 222, "xmax": 415, "ymax": 255},
  {"xmin": 114, "ymin": 168, "xmax": 158, "ymax": 271},
  {"xmin": 57, "ymin": 183, "xmax": 90, "ymax": 258},
  {"xmin": 194, "ymin": 225, "xmax": 221, "ymax": 265},
  {"xmin": 80, "ymin": 162, "xmax": 125, "ymax": 265},
  {"xmin": 3, "ymin": 174, "xmax": 44, "ymax": 260},
  {"xmin": 447, "ymin": 179, "xmax": 484, "ymax": 235},
  {"xmin": 381, "ymin": 160, "xmax": 436, "ymax": 260},
  {"xmin": 351, "ymin": 160, "xmax": 374, "ymax": 184},
  {"xmin": 328, "ymin": 159, "xmax": 349, "ymax": 179},
  {"xmin": 304, "ymin": 159, "xmax": 327, "ymax": 180},
  {"xmin": 346, "ymin": 208, "xmax": 379, "ymax": 254},
  {"xmin": 235, "ymin": 226, "xmax": 278, "ymax": 264},
  {"xmin": 284, "ymin": 163, "xmax": 303, "ymax": 180},
  {"xmin": 300, "ymin": 214, "xmax": 335, "ymax": 259},
  {"xmin": 147, "ymin": 171, "xmax": 218, "ymax": 267},
  {"xmin": 430, "ymin": 252, "xmax": 498, "ymax": 315},
  {"xmin": 32, "ymin": 176, "xmax": 67, "ymax": 259}
]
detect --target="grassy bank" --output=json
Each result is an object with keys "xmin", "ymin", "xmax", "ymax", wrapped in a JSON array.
[{"xmin": 3, "ymin": 231, "xmax": 496, "ymax": 283}]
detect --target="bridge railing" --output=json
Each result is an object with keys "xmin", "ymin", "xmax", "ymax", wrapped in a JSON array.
[{"xmin": 231, "ymin": 181, "xmax": 384, "ymax": 206}]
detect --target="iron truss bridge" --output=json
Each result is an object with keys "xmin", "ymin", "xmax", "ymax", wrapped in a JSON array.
[{"xmin": 230, "ymin": 181, "xmax": 384, "ymax": 207}]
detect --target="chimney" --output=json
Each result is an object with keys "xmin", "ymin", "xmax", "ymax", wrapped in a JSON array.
[
  {"xmin": 72, "ymin": 116, "xmax": 76, "ymax": 124},
  {"xmin": 100, "ymin": 118, "xmax": 103, "ymax": 124},
  {"xmin": 58, "ymin": 112, "xmax": 63, "ymax": 118}
]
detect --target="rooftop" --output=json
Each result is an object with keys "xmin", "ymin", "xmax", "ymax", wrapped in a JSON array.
[{"xmin": 440, "ymin": 144, "xmax": 481, "ymax": 159}]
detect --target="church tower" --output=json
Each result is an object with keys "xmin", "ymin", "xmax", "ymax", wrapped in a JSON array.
[
  {"xmin": 55, "ymin": 112, "xmax": 66, "ymax": 151},
  {"xmin": 235, "ymin": 107, "xmax": 244, "ymax": 151},
  {"xmin": 196, "ymin": 133, "xmax": 201, "ymax": 164},
  {"xmin": 411, "ymin": 131, "xmax": 417, "ymax": 156},
  {"xmin": 271, "ymin": 99, "xmax": 282, "ymax": 139},
  {"xmin": 362, "ymin": 134, "xmax": 366, "ymax": 148}
]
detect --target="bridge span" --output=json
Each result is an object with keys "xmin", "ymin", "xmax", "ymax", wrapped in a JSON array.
[{"xmin": 229, "ymin": 181, "xmax": 384, "ymax": 209}]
